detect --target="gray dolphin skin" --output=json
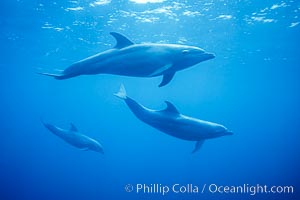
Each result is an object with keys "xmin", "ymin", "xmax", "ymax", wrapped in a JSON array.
[
  {"xmin": 38, "ymin": 32, "xmax": 215, "ymax": 87},
  {"xmin": 42, "ymin": 121, "xmax": 104, "ymax": 154},
  {"xmin": 114, "ymin": 84, "xmax": 233, "ymax": 153}
]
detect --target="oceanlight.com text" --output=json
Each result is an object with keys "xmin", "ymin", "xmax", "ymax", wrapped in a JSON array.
[
  {"xmin": 124, "ymin": 183, "xmax": 294, "ymax": 196},
  {"xmin": 207, "ymin": 183, "xmax": 294, "ymax": 195}
]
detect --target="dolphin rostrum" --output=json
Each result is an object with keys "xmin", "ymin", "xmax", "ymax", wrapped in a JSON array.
[
  {"xmin": 114, "ymin": 84, "xmax": 233, "ymax": 153},
  {"xmin": 42, "ymin": 121, "xmax": 104, "ymax": 154},
  {"xmin": 38, "ymin": 32, "xmax": 215, "ymax": 87}
]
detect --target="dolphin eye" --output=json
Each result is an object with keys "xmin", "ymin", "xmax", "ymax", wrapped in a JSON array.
[{"xmin": 182, "ymin": 50, "xmax": 189, "ymax": 54}]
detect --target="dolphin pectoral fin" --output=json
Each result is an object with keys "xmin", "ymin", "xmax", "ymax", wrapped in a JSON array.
[
  {"xmin": 70, "ymin": 123, "xmax": 78, "ymax": 132},
  {"xmin": 159, "ymin": 72, "xmax": 175, "ymax": 87},
  {"xmin": 80, "ymin": 147, "xmax": 89, "ymax": 151},
  {"xmin": 192, "ymin": 140, "xmax": 205, "ymax": 154},
  {"xmin": 110, "ymin": 32, "xmax": 134, "ymax": 49}
]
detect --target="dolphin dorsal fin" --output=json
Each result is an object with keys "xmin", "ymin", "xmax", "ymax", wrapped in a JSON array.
[
  {"xmin": 70, "ymin": 123, "xmax": 78, "ymax": 132},
  {"xmin": 110, "ymin": 32, "xmax": 134, "ymax": 49},
  {"xmin": 163, "ymin": 101, "xmax": 180, "ymax": 115}
]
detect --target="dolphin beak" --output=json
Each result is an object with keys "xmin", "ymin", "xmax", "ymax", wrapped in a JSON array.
[
  {"xmin": 227, "ymin": 131, "xmax": 234, "ymax": 135},
  {"xmin": 206, "ymin": 52, "xmax": 215, "ymax": 59}
]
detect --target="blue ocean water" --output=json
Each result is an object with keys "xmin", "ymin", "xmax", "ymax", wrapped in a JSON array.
[{"xmin": 1, "ymin": 0, "xmax": 300, "ymax": 199}]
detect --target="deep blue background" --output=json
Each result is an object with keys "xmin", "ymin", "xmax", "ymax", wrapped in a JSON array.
[{"xmin": 1, "ymin": 0, "xmax": 299, "ymax": 199}]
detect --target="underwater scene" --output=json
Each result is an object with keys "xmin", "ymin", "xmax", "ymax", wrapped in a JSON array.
[{"xmin": 1, "ymin": 0, "xmax": 300, "ymax": 199}]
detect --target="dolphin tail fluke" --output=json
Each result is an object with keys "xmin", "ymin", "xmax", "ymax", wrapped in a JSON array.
[
  {"xmin": 36, "ymin": 72, "xmax": 66, "ymax": 80},
  {"xmin": 192, "ymin": 140, "xmax": 205, "ymax": 154},
  {"xmin": 114, "ymin": 84, "xmax": 127, "ymax": 99}
]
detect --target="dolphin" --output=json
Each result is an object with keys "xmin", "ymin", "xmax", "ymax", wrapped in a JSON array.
[
  {"xmin": 38, "ymin": 32, "xmax": 215, "ymax": 87},
  {"xmin": 114, "ymin": 84, "xmax": 233, "ymax": 153},
  {"xmin": 42, "ymin": 121, "xmax": 104, "ymax": 154}
]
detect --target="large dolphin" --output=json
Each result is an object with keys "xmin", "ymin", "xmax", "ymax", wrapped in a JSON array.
[
  {"xmin": 114, "ymin": 85, "xmax": 233, "ymax": 153},
  {"xmin": 38, "ymin": 32, "xmax": 215, "ymax": 87},
  {"xmin": 42, "ymin": 121, "xmax": 104, "ymax": 154}
]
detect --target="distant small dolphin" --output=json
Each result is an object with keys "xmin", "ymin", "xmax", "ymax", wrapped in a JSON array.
[
  {"xmin": 42, "ymin": 121, "xmax": 104, "ymax": 154},
  {"xmin": 114, "ymin": 85, "xmax": 232, "ymax": 153},
  {"xmin": 38, "ymin": 32, "xmax": 215, "ymax": 87}
]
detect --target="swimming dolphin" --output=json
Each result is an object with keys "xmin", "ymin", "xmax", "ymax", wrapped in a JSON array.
[
  {"xmin": 38, "ymin": 32, "xmax": 215, "ymax": 87},
  {"xmin": 42, "ymin": 121, "xmax": 104, "ymax": 154},
  {"xmin": 114, "ymin": 85, "xmax": 233, "ymax": 153}
]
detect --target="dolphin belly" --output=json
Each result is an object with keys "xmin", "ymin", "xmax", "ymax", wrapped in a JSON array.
[
  {"xmin": 146, "ymin": 116, "xmax": 217, "ymax": 141},
  {"xmin": 91, "ymin": 46, "xmax": 172, "ymax": 77},
  {"xmin": 63, "ymin": 50, "xmax": 168, "ymax": 78},
  {"xmin": 59, "ymin": 133, "xmax": 91, "ymax": 149}
]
